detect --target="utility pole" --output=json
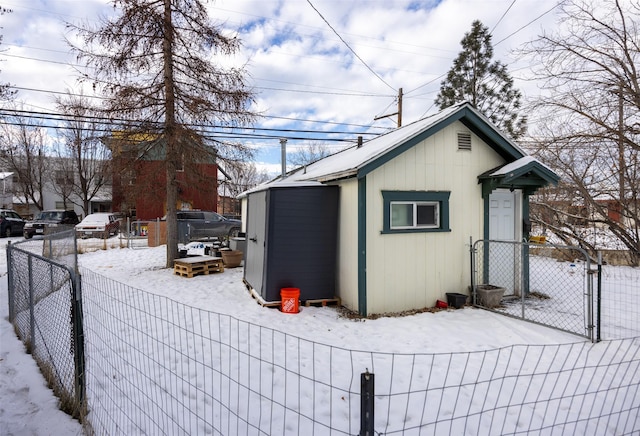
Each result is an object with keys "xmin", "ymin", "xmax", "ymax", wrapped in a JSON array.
[
  {"xmin": 374, "ymin": 88, "xmax": 403, "ymax": 127},
  {"xmin": 280, "ymin": 138, "xmax": 287, "ymax": 179},
  {"xmin": 397, "ymin": 87, "xmax": 402, "ymax": 128}
]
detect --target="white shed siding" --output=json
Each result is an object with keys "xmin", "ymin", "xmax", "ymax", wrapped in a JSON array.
[
  {"xmin": 334, "ymin": 179, "xmax": 359, "ymax": 311},
  {"xmin": 364, "ymin": 121, "xmax": 505, "ymax": 314},
  {"xmin": 240, "ymin": 197, "xmax": 248, "ymax": 233}
]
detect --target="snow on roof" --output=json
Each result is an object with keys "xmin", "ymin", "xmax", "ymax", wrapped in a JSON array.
[
  {"xmin": 237, "ymin": 179, "xmax": 325, "ymax": 198},
  {"xmin": 489, "ymin": 156, "xmax": 559, "ymax": 182},
  {"xmin": 283, "ymin": 103, "xmax": 469, "ymax": 182},
  {"xmin": 239, "ymin": 102, "xmax": 530, "ymax": 197},
  {"xmin": 0, "ymin": 172, "xmax": 13, "ymax": 180},
  {"xmin": 490, "ymin": 156, "xmax": 538, "ymax": 176},
  {"xmin": 284, "ymin": 101, "xmax": 527, "ymax": 184}
]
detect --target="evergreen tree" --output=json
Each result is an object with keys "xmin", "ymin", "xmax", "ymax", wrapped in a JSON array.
[{"xmin": 435, "ymin": 20, "xmax": 526, "ymax": 139}]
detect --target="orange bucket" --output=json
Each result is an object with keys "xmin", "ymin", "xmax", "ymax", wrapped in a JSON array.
[{"xmin": 280, "ymin": 288, "xmax": 300, "ymax": 314}]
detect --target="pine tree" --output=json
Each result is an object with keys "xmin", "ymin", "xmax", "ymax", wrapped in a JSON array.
[
  {"xmin": 435, "ymin": 20, "xmax": 526, "ymax": 139},
  {"xmin": 69, "ymin": 0, "xmax": 255, "ymax": 266}
]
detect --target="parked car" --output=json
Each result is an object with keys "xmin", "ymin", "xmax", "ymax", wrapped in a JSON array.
[
  {"xmin": 177, "ymin": 210, "xmax": 241, "ymax": 241},
  {"xmin": 23, "ymin": 209, "xmax": 80, "ymax": 239},
  {"xmin": 76, "ymin": 213, "xmax": 120, "ymax": 239},
  {"xmin": 0, "ymin": 209, "xmax": 26, "ymax": 237}
]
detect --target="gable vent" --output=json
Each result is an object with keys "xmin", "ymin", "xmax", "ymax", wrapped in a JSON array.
[{"xmin": 457, "ymin": 132, "xmax": 472, "ymax": 150}]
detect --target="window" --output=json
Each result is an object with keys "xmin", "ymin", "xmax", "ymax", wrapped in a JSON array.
[
  {"xmin": 55, "ymin": 170, "xmax": 74, "ymax": 186},
  {"xmin": 390, "ymin": 201, "xmax": 439, "ymax": 229},
  {"xmin": 123, "ymin": 168, "xmax": 136, "ymax": 186},
  {"xmin": 382, "ymin": 191, "xmax": 450, "ymax": 233}
]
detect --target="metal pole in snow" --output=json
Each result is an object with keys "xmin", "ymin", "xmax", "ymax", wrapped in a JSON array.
[
  {"xmin": 360, "ymin": 370, "xmax": 375, "ymax": 436},
  {"xmin": 280, "ymin": 138, "xmax": 287, "ymax": 179}
]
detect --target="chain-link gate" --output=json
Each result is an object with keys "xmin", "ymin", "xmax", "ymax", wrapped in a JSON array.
[
  {"xmin": 471, "ymin": 239, "xmax": 596, "ymax": 340},
  {"xmin": 6, "ymin": 231, "xmax": 85, "ymax": 418}
]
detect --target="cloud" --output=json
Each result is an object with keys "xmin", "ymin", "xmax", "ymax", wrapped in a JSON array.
[{"xmin": 3, "ymin": 0, "xmax": 560, "ymax": 166}]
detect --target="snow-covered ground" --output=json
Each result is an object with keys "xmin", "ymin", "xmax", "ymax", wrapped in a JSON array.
[
  {"xmin": 1, "ymin": 238, "xmax": 637, "ymax": 434},
  {"xmin": 0, "ymin": 238, "xmax": 84, "ymax": 435}
]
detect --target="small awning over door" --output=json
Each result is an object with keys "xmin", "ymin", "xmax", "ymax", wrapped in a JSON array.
[{"xmin": 478, "ymin": 156, "xmax": 560, "ymax": 197}]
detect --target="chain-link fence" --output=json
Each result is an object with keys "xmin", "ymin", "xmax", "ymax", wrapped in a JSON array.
[
  {"xmin": 18, "ymin": 228, "xmax": 78, "ymax": 272},
  {"xmin": 118, "ymin": 218, "xmax": 157, "ymax": 249},
  {"xmin": 471, "ymin": 240, "xmax": 595, "ymax": 340},
  {"xmin": 6, "ymin": 234, "xmax": 85, "ymax": 419},
  {"xmin": 598, "ymin": 260, "xmax": 640, "ymax": 340},
  {"xmin": 77, "ymin": 267, "xmax": 639, "ymax": 435},
  {"xmin": 7, "ymin": 237, "xmax": 640, "ymax": 434}
]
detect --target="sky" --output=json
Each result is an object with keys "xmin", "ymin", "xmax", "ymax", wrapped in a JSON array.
[{"xmin": 0, "ymin": 0, "xmax": 563, "ymax": 175}]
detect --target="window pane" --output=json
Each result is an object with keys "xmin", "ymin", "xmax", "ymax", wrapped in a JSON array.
[
  {"xmin": 391, "ymin": 203, "xmax": 412, "ymax": 227},
  {"xmin": 417, "ymin": 204, "xmax": 437, "ymax": 226}
]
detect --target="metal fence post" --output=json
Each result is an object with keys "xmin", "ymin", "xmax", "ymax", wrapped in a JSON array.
[
  {"xmin": 469, "ymin": 237, "xmax": 476, "ymax": 305},
  {"xmin": 72, "ymin": 271, "xmax": 86, "ymax": 412},
  {"xmin": 7, "ymin": 241, "xmax": 14, "ymax": 321},
  {"xmin": 360, "ymin": 370, "xmax": 375, "ymax": 436},
  {"xmin": 28, "ymin": 256, "xmax": 35, "ymax": 353},
  {"xmin": 597, "ymin": 251, "xmax": 602, "ymax": 342},
  {"xmin": 73, "ymin": 229, "xmax": 79, "ymax": 274}
]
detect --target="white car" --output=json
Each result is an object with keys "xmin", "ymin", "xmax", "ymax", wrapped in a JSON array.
[{"xmin": 76, "ymin": 213, "xmax": 120, "ymax": 239}]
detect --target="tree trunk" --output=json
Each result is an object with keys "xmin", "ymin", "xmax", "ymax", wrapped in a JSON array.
[{"xmin": 163, "ymin": 0, "xmax": 178, "ymax": 268}]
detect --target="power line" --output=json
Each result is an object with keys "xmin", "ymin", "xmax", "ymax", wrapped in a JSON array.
[
  {"xmin": 0, "ymin": 108, "xmax": 383, "ymax": 143},
  {"xmin": 7, "ymin": 86, "xmax": 392, "ymax": 132},
  {"xmin": 1, "ymin": 52, "xmax": 76, "ymax": 67},
  {"xmin": 5, "ymin": 0, "xmax": 557, "ymax": 133},
  {"xmin": 305, "ymin": 0, "xmax": 395, "ymax": 92},
  {"xmin": 253, "ymin": 86, "xmax": 391, "ymax": 98},
  {"xmin": 490, "ymin": 0, "xmax": 517, "ymax": 35},
  {"xmin": 494, "ymin": 3, "xmax": 561, "ymax": 46}
]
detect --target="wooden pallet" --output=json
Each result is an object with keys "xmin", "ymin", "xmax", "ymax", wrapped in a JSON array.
[
  {"xmin": 304, "ymin": 297, "xmax": 341, "ymax": 307},
  {"xmin": 241, "ymin": 280, "xmax": 340, "ymax": 309},
  {"xmin": 174, "ymin": 256, "xmax": 224, "ymax": 278},
  {"xmin": 248, "ymin": 287, "xmax": 281, "ymax": 308}
]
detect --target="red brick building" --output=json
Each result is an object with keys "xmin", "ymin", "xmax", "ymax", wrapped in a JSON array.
[{"xmin": 110, "ymin": 135, "xmax": 218, "ymax": 220}]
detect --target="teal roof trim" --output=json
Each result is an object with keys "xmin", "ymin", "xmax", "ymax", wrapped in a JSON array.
[
  {"xmin": 479, "ymin": 157, "xmax": 560, "ymax": 198},
  {"xmin": 500, "ymin": 161, "xmax": 559, "ymax": 186},
  {"xmin": 456, "ymin": 108, "xmax": 524, "ymax": 161},
  {"xmin": 479, "ymin": 159, "xmax": 560, "ymax": 186},
  {"xmin": 357, "ymin": 105, "xmax": 524, "ymax": 179}
]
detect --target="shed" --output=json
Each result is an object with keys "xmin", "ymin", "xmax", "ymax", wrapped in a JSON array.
[
  {"xmin": 242, "ymin": 182, "xmax": 339, "ymax": 303},
  {"xmin": 241, "ymin": 102, "xmax": 559, "ymax": 316}
]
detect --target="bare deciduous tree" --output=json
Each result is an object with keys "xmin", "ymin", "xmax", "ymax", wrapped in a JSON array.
[
  {"xmin": 69, "ymin": 0, "xmax": 256, "ymax": 266},
  {"xmin": 54, "ymin": 92, "xmax": 111, "ymax": 216},
  {"xmin": 218, "ymin": 161, "xmax": 269, "ymax": 217},
  {"xmin": 0, "ymin": 107, "xmax": 47, "ymax": 210},
  {"xmin": 522, "ymin": 0, "xmax": 640, "ymax": 264},
  {"xmin": 221, "ymin": 161, "xmax": 269, "ymax": 196},
  {"xmin": 288, "ymin": 141, "xmax": 331, "ymax": 168}
]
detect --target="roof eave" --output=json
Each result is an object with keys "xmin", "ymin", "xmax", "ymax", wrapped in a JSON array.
[{"xmin": 357, "ymin": 103, "xmax": 525, "ymax": 178}]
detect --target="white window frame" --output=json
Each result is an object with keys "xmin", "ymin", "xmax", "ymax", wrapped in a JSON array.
[{"xmin": 390, "ymin": 201, "xmax": 440, "ymax": 230}]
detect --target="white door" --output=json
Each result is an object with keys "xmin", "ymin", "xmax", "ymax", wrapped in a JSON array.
[
  {"xmin": 488, "ymin": 191, "xmax": 520, "ymax": 295},
  {"xmin": 489, "ymin": 191, "xmax": 516, "ymax": 241},
  {"xmin": 244, "ymin": 191, "xmax": 267, "ymax": 296}
]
